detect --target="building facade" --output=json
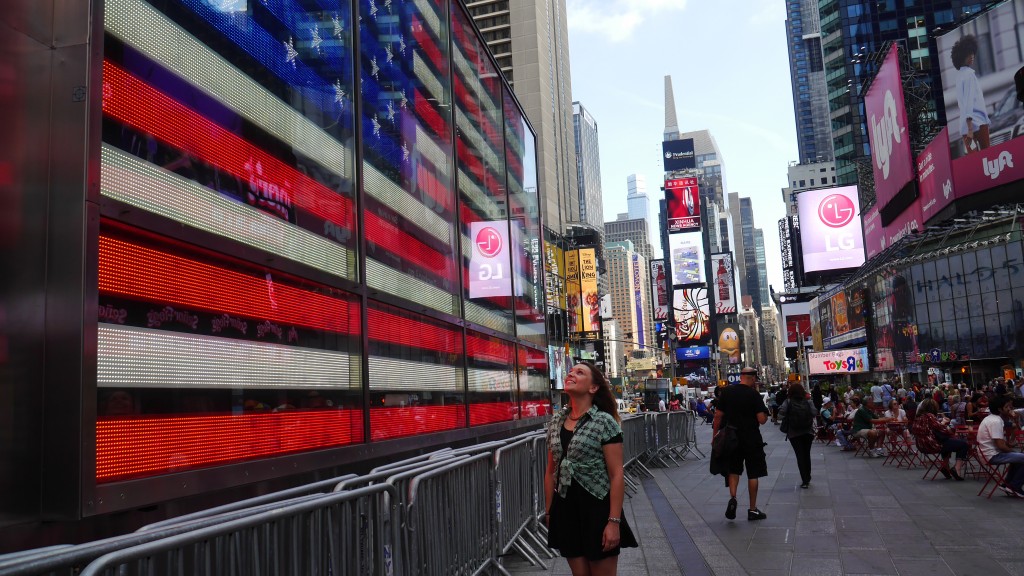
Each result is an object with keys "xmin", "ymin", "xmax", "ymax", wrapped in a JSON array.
[
  {"xmin": 605, "ymin": 241, "xmax": 655, "ymax": 357},
  {"xmin": 785, "ymin": 0, "xmax": 833, "ymax": 164},
  {"xmin": 573, "ymin": 101, "xmax": 604, "ymax": 231},
  {"xmin": 606, "ymin": 216, "xmax": 654, "ymax": 263}
]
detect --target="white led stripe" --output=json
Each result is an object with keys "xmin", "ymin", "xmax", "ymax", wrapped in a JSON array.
[
  {"xmin": 467, "ymin": 367, "xmax": 514, "ymax": 392},
  {"xmin": 457, "ymin": 167, "xmax": 503, "ymax": 221},
  {"xmin": 368, "ymin": 356, "xmax": 463, "ymax": 391},
  {"xmin": 456, "ymin": 112, "xmax": 502, "ymax": 171},
  {"xmin": 98, "ymin": 324, "xmax": 356, "ymax": 389},
  {"xmin": 101, "ymin": 145, "xmax": 354, "ymax": 280},
  {"xmin": 464, "ymin": 301, "xmax": 513, "ymax": 334},
  {"xmin": 412, "ymin": 0, "xmax": 443, "ymax": 39},
  {"xmin": 105, "ymin": 0, "xmax": 349, "ymax": 179},
  {"xmin": 414, "ymin": 123, "xmax": 449, "ymax": 176},
  {"xmin": 363, "ymin": 162, "xmax": 451, "ymax": 243},
  {"xmin": 412, "ymin": 52, "xmax": 446, "ymax": 106},
  {"xmin": 524, "ymin": 374, "xmax": 549, "ymax": 392},
  {"xmin": 366, "ymin": 258, "xmax": 458, "ymax": 315}
]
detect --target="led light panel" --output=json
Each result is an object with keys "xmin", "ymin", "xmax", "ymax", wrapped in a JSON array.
[
  {"xmin": 369, "ymin": 405, "xmax": 464, "ymax": 441},
  {"xmin": 469, "ymin": 402, "xmax": 516, "ymax": 427},
  {"xmin": 367, "ymin": 356, "xmax": 463, "ymax": 391}
]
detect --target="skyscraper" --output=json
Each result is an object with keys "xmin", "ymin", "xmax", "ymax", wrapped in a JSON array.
[
  {"xmin": 467, "ymin": 0, "xmax": 578, "ymax": 233},
  {"xmin": 605, "ymin": 240, "xmax": 655, "ymax": 357},
  {"xmin": 626, "ymin": 174, "xmax": 649, "ymax": 221},
  {"xmin": 573, "ymin": 101, "xmax": 604, "ymax": 231},
  {"xmin": 785, "ymin": 0, "xmax": 833, "ymax": 164},
  {"xmin": 605, "ymin": 216, "xmax": 653, "ymax": 263}
]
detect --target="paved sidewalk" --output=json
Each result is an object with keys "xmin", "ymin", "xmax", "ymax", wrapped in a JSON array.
[{"xmin": 505, "ymin": 418, "xmax": 1024, "ymax": 575}]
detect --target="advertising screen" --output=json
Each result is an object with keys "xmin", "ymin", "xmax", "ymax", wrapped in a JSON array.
[
  {"xmin": 469, "ymin": 221, "xmax": 512, "ymax": 298},
  {"xmin": 917, "ymin": 127, "xmax": 956, "ymax": 223},
  {"xmin": 669, "ymin": 232, "xmax": 705, "ymax": 286},
  {"xmin": 780, "ymin": 301, "xmax": 812, "ymax": 348},
  {"xmin": 565, "ymin": 250, "xmax": 583, "ymax": 334},
  {"xmin": 665, "ymin": 177, "xmax": 701, "ymax": 232},
  {"xmin": 865, "ymin": 44, "xmax": 915, "ymax": 211},
  {"xmin": 937, "ymin": 0, "xmax": 1024, "ymax": 195},
  {"xmin": 710, "ymin": 253, "xmax": 736, "ymax": 314},
  {"xmin": 632, "ymin": 254, "xmax": 646, "ymax": 348},
  {"xmin": 674, "ymin": 287, "xmax": 709, "ymax": 344},
  {"xmin": 677, "ymin": 346, "xmax": 711, "ymax": 361},
  {"xmin": 808, "ymin": 347, "xmax": 870, "ymax": 375},
  {"xmin": 883, "ymin": 197, "xmax": 923, "ymax": 248},
  {"xmin": 862, "ymin": 204, "xmax": 883, "ymax": 260},
  {"xmin": 798, "ymin": 186, "xmax": 866, "ymax": 273},
  {"xmin": 717, "ymin": 322, "xmax": 741, "ymax": 364},
  {"xmin": 663, "ymin": 138, "xmax": 696, "ymax": 171},
  {"xmin": 579, "ymin": 248, "xmax": 600, "ymax": 333},
  {"xmin": 650, "ymin": 259, "xmax": 669, "ymax": 321}
]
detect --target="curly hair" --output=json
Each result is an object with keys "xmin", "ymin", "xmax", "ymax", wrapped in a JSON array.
[
  {"xmin": 580, "ymin": 362, "xmax": 621, "ymax": 423},
  {"xmin": 951, "ymin": 34, "xmax": 978, "ymax": 69}
]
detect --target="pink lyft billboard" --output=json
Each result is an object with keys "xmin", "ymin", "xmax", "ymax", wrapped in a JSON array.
[
  {"xmin": 936, "ymin": 0, "xmax": 1024, "ymax": 197},
  {"xmin": 865, "ymin": 44, "xmax": 915, "ymax": 211},
  {"xmin": 862, "ymin": 204, "xmax": 883, "ymax": 260},
  {"xmin": 917, "ymin": 126, "xmax": 956, "ymax": 223},
  {"xmin": 798, "ymin": 186, "xmax": 866, "ymax": 273}
]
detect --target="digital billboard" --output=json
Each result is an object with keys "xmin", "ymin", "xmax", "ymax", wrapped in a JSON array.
[
  {"xmin": 865, "ymin": 44, "xmax": 915, "ymax": 211},
  {"xmin": 937, "ymin": 1, "xmax": 1024, "ymax": 196},
  {"xmin": 579, "ymin": 248, "xmax": 600, "ymax": 334},
  {"xmin": 808, "ymin": 347, "xmax": 870, "ymax": 375},
  {"xmin": 469, "ymin": 221, "xmax": 512, "ymax": 298},
  {"xmin": 665, "ymin": 177, "xmax": 701, "ymax": 232},
  {"xmin": 710, "ymin": 253, "xmax": 736, "ymax": 314},
  {"xmin": 632, "ymin": 254, "xmax": 646, "ymax": 348},
  {"xmin": 780, "ymin": 301, "xmax": 812, "ymax": 348},
  {"xmin": 917, "ymin": 127, "xmax": 956, "ymax": 223},
  {"xmin": 862, "ymin": 204, "xmax": 883, "ymax": 260},
  {"xmin": 565, "ymin": 250, "xmax": 583, "ymax": 334},
  {"xmin": 797, "ymin": 186, "xmax": 866, "ymax": 273},
  {"xmin": 674, "ymin": 288, "xmax": 709, "ymax": 344},
  {"xmin": 669, "ymin": 232, "xmax": 705, "ymax": 286},
  {"xmin": 883, "ymin": 197, "xmax": 923, "ymax": 249},
  {"xmin": 677, "ymin": 346, "xmax": 710, "ymax": 361},
  {"xmin": 717, "ymin": 322, "xmax": 741, "ymax": 364},
  {"xmin": 650, "ymin": 259, "xmax": 669, "ymax": 321},
  {"xmin": 663, "ymin": 138, "xmax": 696, "ymax": 171}
]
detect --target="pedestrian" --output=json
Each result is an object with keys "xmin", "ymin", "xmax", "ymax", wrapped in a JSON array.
[
  {"xmin": 773, "ymin": 385, "xmax": 788, "ymax": 425},
  {"xmin": 811, "ymin": 383, "xmax": 823, "ymax": 411},
  {"xmin": 545, "ymin": 362, "xmax": 638, "ymax": 573},
  {"xmin": 713, "ymin": 366, "xmax": 770, "ymax": 521},
  {"xmin": 978, "ymin": 396, "xmax": 1024, "ymax": 497},
  {"xmin": 780, "ymin": 382, "xmax": 816, "ymax": 488},
  {"xmin": 658, "ymin": 396, "xmax": 667, "ymax": 412}
]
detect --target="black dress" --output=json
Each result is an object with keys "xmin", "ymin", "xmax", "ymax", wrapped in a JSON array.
[{"xmin": 547, "ymin": 425, "xmax": 638, "ymax": 560}]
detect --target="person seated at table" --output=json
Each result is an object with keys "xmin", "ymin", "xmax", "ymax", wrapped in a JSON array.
[
  {"xmin": 850, "ymin": 396, "xmax": 891, "ymax": 457},
  {"xmin": 911, "ymin": 399, "xmax": 968, "ymax": 480},
  {"xmin": 978, "ymin": 396, "xmax": 1024, "ymax": 497},
  {"xmin": 834, "ymin": 402, "xmax": 859, "ymax": 450},
  {"xmin": 884, "ymin": 399, "xmax": 907, "ymax": 422},
  {"xmin": 950, "ymin": 394, "xmax": 968, "ymax": 426},
  {"xmin": 967, "ymin": 392, "xmax": 983, "ymax": 422},
  {"xmin": 976, "ymin": 395, "xmax": 991, "ymax": 421},
  {"xmin": 820, "ymin": 398, "xmax": 835, "ymax": 427}
]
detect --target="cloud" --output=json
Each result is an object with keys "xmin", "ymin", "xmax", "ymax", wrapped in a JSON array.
[{"xmin": 567, "ymin": 0, "xmax": 687, "ymax": 43}]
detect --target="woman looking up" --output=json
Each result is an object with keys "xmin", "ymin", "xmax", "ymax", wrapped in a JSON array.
[{"xmin": 545, "ymin": 362, "xmax": 637, "ymax": 575}]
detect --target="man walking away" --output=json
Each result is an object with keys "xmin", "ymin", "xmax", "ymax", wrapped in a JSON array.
[{"xmin": 713, "ymin": 367, "xmax": 769, "ymax": 521}]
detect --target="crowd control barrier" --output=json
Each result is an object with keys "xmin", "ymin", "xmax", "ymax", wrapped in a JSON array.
[
  {"xmin": 494, "ymin": 437, "xmax": 553, "ymax": 568},
  {"xmin": 404, "ymin": 454, "xmax": 509, "ymax": 576}
]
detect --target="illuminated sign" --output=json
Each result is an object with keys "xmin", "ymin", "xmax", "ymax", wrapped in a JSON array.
[
  {"xmin": 674, "ymin": 288, "xmax": 709, "ymax": 344},
  {"xmin": 579, "ymin": 248, "xmax": 600, "ymax": 333},
  {"xmin": 469, "ymin": 221, "xmax": 512, "ymax": 298},
  {"xmin": 865, "ymin": 44, "xmax": 914, "ymax": 210},
  {"xmin": 808, "ymin": 347, "xmax": 870, "ymax": 375},
  {"xmin": 710, "ymin": 253, "xmax": 735, "ymax": 314},
  {"xmin": 632, "ymin": 254, "xmax": 646, "ymax": 347},
  {"xmin": 669, "ymin": 232, "xmax": 705, "ymax": 286},
  {"xmin": 650, "ymin": 259, "xmax": 668, "ymax": 321},
  {"xmin": 798, "ymin": 186, "xmax": 866, "ymax": 273},
  {"xmin": 662, "ymin": 138, "xmax": 696, "ymax": 171},
  {"xmin": 665, "ymin": 177, "xmax": 701, "ymax": 232},
  {"xmin": 677, "ymin": 346, "xmax": 710, "ymax": 361}
]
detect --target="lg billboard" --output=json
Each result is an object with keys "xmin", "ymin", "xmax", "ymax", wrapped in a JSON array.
[
  {"xmin": 665, "ymin": 177, "xmax": 701, "ymax": 232},
  {"xmin": 798, "ymin": 186, "xmax": 866, "ymax": 273},
  {"xmin": 937, "ymin": 0, "xmax": 1024, "ymax": 196}
]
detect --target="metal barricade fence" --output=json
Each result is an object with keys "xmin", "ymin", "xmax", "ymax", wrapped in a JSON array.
[
  {"xmin": 528, "ymin": 434, "xmax": 550, "ymax": 532},
  {"xmin": 405, "ymin": 454, "xmax": 510, "ymax": 576},
  {"xmin": 76, "ymin": 484, "xmax": 398, "ymax": 576},
  {"xmin": 494, "ymin": 438, "xmax": 549, "ymax": 567}
]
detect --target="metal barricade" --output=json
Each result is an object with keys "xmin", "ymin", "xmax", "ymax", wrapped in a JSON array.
[
  {"xmin": 427, "ymin": 440, "xmax": 507, "ymax": 460},
  {"xmin": 494, "ymin": 438, "xmax": 550, "ymax": 566},
  {"xmin": 371, "ymin": 449, "xmax": 453, "ymax": 474},
  {"xmin": 76, "ymin": 485, "xmax": 397, "ymax": 576},
  {"xmin": 528, "ymin": 434, "xmax": 552, "ymax": 538},
  {"xmin": 405, "ymin": 454, "xmax": 510, "ymax": 576},
  {"xmin": 137, "ymin": 473, "xmax": 356, "ymax": 532},
  {"xmin": 620, "ymin": 415, "xmax": 652, "ymax": 489},
  {"xmin": 654, "ymin": 412, "xmax": 680, "ymax": 466},
  {"xmin": 682, "ymin": 410, "xmax": 705, "ymax": 459},
  {"xmin": 335, "ymin": 457, "xmax": 460, "ymax": 492}
]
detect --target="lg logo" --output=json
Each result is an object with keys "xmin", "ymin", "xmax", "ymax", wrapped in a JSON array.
[
  {"xmin": 818, "ymin": 194, "xmax": 855, "ymax": 228},
  {"xmin": 871, "ymin": 90, "xmax": 904, "ymax": 180},
  {"xmin": 475, "ymin": 226, "xmax": 502, "ymax": 257}
]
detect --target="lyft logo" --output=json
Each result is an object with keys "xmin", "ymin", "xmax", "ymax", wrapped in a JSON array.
[
  {"xmin": 983, "ymin": 151, "xmax": 1014, "ymax": 180},
  {"xmin": 871, "ymin": 90, "xmax": 904, "ymax": 180},
  {"xmin": 942, "ymin": 179, "xmax": 953, "ymax": 199}
]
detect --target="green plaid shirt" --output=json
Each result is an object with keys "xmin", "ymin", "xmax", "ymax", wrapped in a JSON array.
[{"xmin": 546, "ymin": 406, "xmax": 622, "ymax": 499}]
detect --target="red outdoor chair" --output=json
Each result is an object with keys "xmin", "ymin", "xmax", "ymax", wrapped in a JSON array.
[
  {"xmin": 974, "ymin": 448, "xmax": 1010, "ymax": 499},
  {"xmin": 910, "ymin": 430, "xmax": 947, "ymax": 480},
  {"xmin": 883, "ymin": 423, "xmax": 918, "ymax": 468}
]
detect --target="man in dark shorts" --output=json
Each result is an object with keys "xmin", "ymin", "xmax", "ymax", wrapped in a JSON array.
[{"xmin": 712, "ymin": 366, "xmax": 769, "ymax": 521}]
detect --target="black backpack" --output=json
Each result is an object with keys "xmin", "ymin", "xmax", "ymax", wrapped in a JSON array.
[{"xmin": 784, "ymin": 399, "xmax": 814, "ymax": 432}]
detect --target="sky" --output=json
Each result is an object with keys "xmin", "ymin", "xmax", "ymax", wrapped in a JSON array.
[{"xmin": 565, "ymin": 0, "xmax": 799, "ymax": 293}]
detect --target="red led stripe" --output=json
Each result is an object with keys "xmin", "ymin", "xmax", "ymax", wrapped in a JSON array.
[
  {"xmin": 469, "ymin": 401, "xmax": 516, "ymax": 426},
  {"xmin": 466, "ymin": 334, "xmax": 513, "ymax": 363},
  {"xmin": 364, "ymin": 211, "xmax": 455, "ymax": 280},
  {"xmin": 366, "ymin": 308, "xmax": 462, "ymax": 355},
  {"xmin": 101, "ymin": 60, "xmax": 353, "ymax": 231},
  {"xmin": 411, "ymin": 14, "xmax": 444, "ymax": 72},
  {"xmin": 414, "ymin": 89, "xmax": 448, "ymax": 140},
  {"xmin": 369, "ymin": 405, "xmax": 465, "ymax": 440},
  {"xmin": 96, "ymin": 409, "xmax": 363, "ymax": 482},
  {"xmin": 520, "ymin": 400, "xmax": 553, "ymax": 418},
  {"xmin": 416, "ymin": 161, "xmax": 453, "ymax": 213},
  {"xmin": 99, "ymin": 235, "xmax": 359, "ymax": 334}
]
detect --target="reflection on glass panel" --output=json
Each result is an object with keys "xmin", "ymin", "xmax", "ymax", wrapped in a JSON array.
[
  {"xmin": 976, "ymin": 248, "xmax": 995, "ymax": 294},
  {"xmin": 359, "ymin": 0, "xmax": 460, "ymax": 314},
  {"xmin": 986, "ymin": 314, "xmax": 1002, "ymax": 355},
  {"xmin": 949, "ymin": 255, "xmax": 965, "ymax": 298},
  {"xmin": 102, "ymin": 0, "xmax": 359, "ymax": 278},
  {"xmin": 1004, "ymin": 241, "xmax": 1024, "ymax": 288},
  {"xmin": 452, "ymin": 3, "xmax": 512, "ymax": 334},
  {"xmin": 367, "ymin": 301, "xmax": 465, "ymax": 440},
  {"xmin": 935, "ymin": 258, "xmax": 952, "ymax": 300},
  {"xmin": 96, "ymin": 223, "xmax": 363, "ymax": 483},
  {"xmin": 998, "ymin": 289, "xmax": 1014, "ymax": 314},
  {"xmin": 942, "ymin": 321, "xmax": 958, "ymax": 350},
  {"xmin": 467, "ymin": 329, "xmax": 516, "ymax": 425},
  {"xmin": 962, "ymin": 251, "xmax": 980, "ymax": 296},
  {"xmin": 938, "ymin": 297, "xmax": 955, "ymax": 320},
  {"xmin": 519, "ymin": 346, "xmax": 552, "ymax": 418},
  {"xmin": 505, "ymin": 86, "xmax": 545, "ymax": 346}
]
